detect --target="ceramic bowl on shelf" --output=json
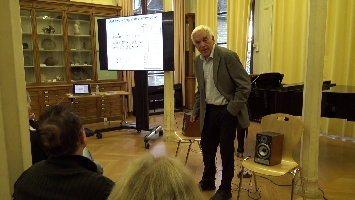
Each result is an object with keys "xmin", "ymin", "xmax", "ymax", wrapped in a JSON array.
[
  {"xmin": 22, "ymin": 43, "xmax": 28, "ymax": 49},
  {"xmin": 44, "ymin": 57, "xmax": 59, "ymax": 66},
  {"xmin": 41, "ymin": 39, "xmax": 56, "ymax": 50}
]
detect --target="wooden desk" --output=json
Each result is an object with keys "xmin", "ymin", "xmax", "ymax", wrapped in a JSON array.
[
  {"xmin": 67, "ymin": 91, "xmax": 130, "ymax": 124},
  {"xmin": 67, "ymin": 91, "xmax": 162, "ymax": 149}
]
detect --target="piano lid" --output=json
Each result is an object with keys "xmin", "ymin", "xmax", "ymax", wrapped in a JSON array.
[{"xmin": 251, "ymin": 73, "xmax": 284, "ymax": 89}]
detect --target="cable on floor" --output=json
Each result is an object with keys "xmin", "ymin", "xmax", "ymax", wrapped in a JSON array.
[
  {"xmin": 231, "ymin": 182, "xmax": 261, "ymax": 200},
  {"xmin": 256, "ymin": 175, "xmax": 292, "ymax": 187},
  {"xmin": 319, "ymin": 188, "xmax": 328, "ymax": 200}
]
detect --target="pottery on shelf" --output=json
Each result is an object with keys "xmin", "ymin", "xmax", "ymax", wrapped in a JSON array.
[
  {"xmin": 44, "ymin": 57, "xmax": 59, "ymax": 66},
  {"xmin": 55, "ymin": 75, "xmax": 64, "ymax": 81},
  {"xmin": 22, "ymin": 43, "xmax": 28, "ymax": 49},
  {"xmin": 41, "ymin": 39, "xmax": 56, "ymax": 50},
  {"xmin": 42, "ymin": 25, "xmax": 55, "ymax": 34}
]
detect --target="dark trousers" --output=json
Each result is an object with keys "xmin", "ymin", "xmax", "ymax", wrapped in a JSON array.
[{"xmin": 201, "ymin": 104, "xmax": 238, "ymax": 191}]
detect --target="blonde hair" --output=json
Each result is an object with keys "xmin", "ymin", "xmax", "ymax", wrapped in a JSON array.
[{"xmin": 108, "ymin": 154, "xmax": 204, "ymax": 200}]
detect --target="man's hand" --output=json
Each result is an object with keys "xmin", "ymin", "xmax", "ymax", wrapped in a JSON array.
[
  {"xmin": 29, "ymin": 113, "xmax": 35, "ymax": 121},
  {"xmin": 190, "ymin": 114, "xmax": 196, "ymax": 122}
]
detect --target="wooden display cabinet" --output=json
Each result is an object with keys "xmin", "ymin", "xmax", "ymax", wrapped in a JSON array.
[
  {"xmin": 185, "ymin": 13, "xmax": 196, "ymax": 110},
  {"xmin": 21, "ymin": 0, "xmax": 126, "ymax": 123}
]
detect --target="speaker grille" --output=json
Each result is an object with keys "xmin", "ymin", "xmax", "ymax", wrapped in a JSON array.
[
  {"xmin": 260, "ymin": 136, "xmax": 268, "ymax": 143},
  {"xmin": 256, "ymin": 143, "xmax": 270, "ymax": 159}
]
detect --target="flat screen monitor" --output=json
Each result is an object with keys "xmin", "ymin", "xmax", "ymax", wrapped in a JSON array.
[
  {"xmin": 72, "ymin": 84, "xmax": 92, "ymax": 96},
  {"xmin": 97, "ymin": 11, "xmax": 174, "ymax": 71}
]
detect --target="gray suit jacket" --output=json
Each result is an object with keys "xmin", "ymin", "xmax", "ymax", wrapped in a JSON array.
[{"xmin": 192, "ymin": 45, "xmax": 251, "ymax": 130}]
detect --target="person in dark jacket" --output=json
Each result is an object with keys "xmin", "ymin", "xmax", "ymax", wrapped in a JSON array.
[
  {"xmin": 14, "ymin": 105, "xmax": 114, "ymax": 200},
  {"xmin": 190, "ymin": 25, "xmax": 251, "ymax": 200},
  {"xmin": 27, "ymin": 91, "xmax": 103, "ymax": 174}
]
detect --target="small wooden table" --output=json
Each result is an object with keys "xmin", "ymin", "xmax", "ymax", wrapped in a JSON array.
[
  {"xmin": 67, "ymin": 91, "xmax": 130, "ymax": 124},
  {"xmin": 67, "ymin": 91, "xmax": 162, "ymax": 149}
]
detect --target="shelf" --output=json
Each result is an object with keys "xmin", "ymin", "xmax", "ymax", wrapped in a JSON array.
[
  {"xmin": 39, "ymin": 50, "xmax": 64, "ymax": 52},
  {"xmin": 37, "ymin": 33, "xmax": 63, "ymax": 36},
  {"xmin": 41, "ymin": 80, "xmax": 66, "ymax": 83},
  {"xmin": 36, "ymin": 17, "xmax": 62, "ymax": 21},
  {"xmin": 71, "ymin": 78, "xmax": 92, "ymax": 82},
  {"xmin": 21, "ymin": 4, "xmax": 121, "ymax": 85},
  {"xmin": 40, "ymin": 65, "xmax": 65, "ymax": 68},
  {"xmin": 68, "ymin": 34, "xmax": 91, "ymax": 37},
  {"xmin": 68, "ymin": 19, "xmax": 90, "ymax": 23},
  {"xmin": 70, "ymin": 65, "xmax": 93, "ymax": 67},
  {"xmin": 69, "ymin": 49, "xmax": 91, "ymax": 52}
]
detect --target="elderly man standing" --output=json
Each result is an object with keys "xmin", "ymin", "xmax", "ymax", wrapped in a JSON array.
[{"xmin": 190, "ymin": 25, "xmax": 251, "ymax": 200}]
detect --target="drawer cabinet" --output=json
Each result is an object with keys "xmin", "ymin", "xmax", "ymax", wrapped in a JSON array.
[
  {"xmin": 99, "ymin": 95, "xmax": 122, "ymax": 118},
  {"xmin": 27, "ymin": 82, "xmax": 127, "ymax": 124},
  {"xmin": 72, "ymin": 97, "xmax": 97, "ymax": 118},
  {"xmin": 43, "ymin": 89, "xmax": 70, "ymax": 108}
]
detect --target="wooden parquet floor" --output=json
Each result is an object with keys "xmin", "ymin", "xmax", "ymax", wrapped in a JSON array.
[{"xmin": 84, "ymin": 112, "xmax": 355, "ymax": 200}]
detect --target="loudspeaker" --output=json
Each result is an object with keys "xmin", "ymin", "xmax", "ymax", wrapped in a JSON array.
[{"xmin": 254, "ymin": 132, "xmax": 284, "ymax": 166}]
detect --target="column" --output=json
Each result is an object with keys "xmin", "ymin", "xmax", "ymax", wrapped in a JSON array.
[
  {"xmin": 162, "ymin": 0, "xmax": 176, "ymax": 141},
  {"xmin": 300, "ymin": 0, "xmax": 328, "ymax": 198},
  {"xmin": 0, "ymin": 0, "xmax": 32, "ymax": 199}
]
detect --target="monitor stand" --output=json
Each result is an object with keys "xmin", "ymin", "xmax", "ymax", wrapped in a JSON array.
[{"xmin": 93, "ymin": 71, "xmax": 163, "ymax": 149}]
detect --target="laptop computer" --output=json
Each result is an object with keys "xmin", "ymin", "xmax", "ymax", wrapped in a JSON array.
[{"xmin": 72, "ymin": 84, "xmax": 92, "ymax": 96}]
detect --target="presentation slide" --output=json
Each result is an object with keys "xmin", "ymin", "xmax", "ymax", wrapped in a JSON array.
[
  {"xmin": 106, "ymin": 13, "xmax": 163, "ymax": 71},
  {"xmin": 74, "ymin": 85, "xmax": 89, "ymax": 93}
]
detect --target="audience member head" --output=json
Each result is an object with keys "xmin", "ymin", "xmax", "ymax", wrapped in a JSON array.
[
  {"xmin": 191, "ymin": 25, "xmax": 215, "ymax": 58},
  {"xmin": 36, "ymin": 105, "xmax": 86, "ymax": 157},
  {"xmin": 108, "ymin": 154, "xmax": 204, "ymax": 200}
]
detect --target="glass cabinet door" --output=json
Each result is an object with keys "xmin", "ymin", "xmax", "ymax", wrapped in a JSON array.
[
  {"xmin": 67, "ymin": 14, "xmax": 93, "ymax": 81},
  {"xmin": 21, "ymin": 10, "xmax": 35, "ymax": 83},
  {"xmin": 36, "ymin": 11, "xmax": 65, "ymax": 83}
]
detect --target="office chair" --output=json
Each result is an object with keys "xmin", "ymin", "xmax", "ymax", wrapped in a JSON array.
[{"xmin": 237, "ymin": 113, "xmax": 304, "ymax": 200}]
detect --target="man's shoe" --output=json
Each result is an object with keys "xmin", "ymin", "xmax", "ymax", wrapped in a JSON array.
[
  {"xmin": 209, "ymin": 189, "xmax": 232, "ymax": 200},
  {"xmin": 198, "ymin": 181, "xmax": 216, "ymax": 191}
]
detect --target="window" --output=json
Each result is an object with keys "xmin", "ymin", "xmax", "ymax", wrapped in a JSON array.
[
  {"xmin": 217, "ymin": 0, "xmax": 227, "ymax": 48},
  {"xmin": 133, "ymin": 0, "xmax": 164, "ymax": 86},
  {"xmin": 246, "ymin": 1, "xmax": 255, "ymax": 74},
  {"xmin": 217, "ymin": 0, "xmax": 254, "ymax": 74}
]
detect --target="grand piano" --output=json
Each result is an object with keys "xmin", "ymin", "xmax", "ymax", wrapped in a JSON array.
[{"xmin": 248, "ymin": 73, "xmax": 355, "ymax": 122}]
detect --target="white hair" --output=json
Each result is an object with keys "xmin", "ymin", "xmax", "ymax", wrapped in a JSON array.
[{"xmin": 191, "ymin": 25, "xmax": 213, "ymax": 44}]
